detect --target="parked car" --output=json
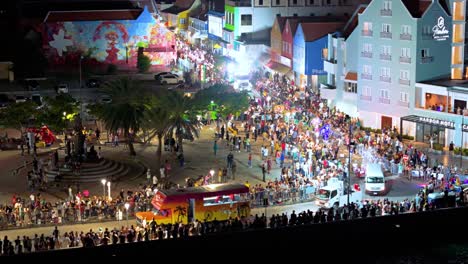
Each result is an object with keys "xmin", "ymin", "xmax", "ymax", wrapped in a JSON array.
[
  {"xmin": 31, "ymin": 94, "xmax": 43, "ymax": 106},
  {"xmin": 154, "ymin": 72, "xmax": 173, "ymax": 80},
  {"xmin": 26, "ymin": 80, "xmax": 40, "ymax": 91},
  {"xmin": 57, "ymin": 83, "xmax": 69, "ymax": 93},
  {"xmin": 15, "ymin": 95, "xmax": 27, "ymax": 103},
  {"xmin": 100, "ymin": 95, "xmax": 112, "ymax": 104},
  {"xmin": 159, "ymin": 74, "xmax": 184, "ymax": 85},
  {"xmin": 86, "ymin": 79, "xmax": 101, "ymax": 88},
  {"xmin": 0, "ymin": 94, "xmax": 10, "ymax": 108}
]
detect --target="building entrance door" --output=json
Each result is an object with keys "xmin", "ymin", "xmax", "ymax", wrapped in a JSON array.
[{"xmin": 381, "ymin": 116, "xmax": 392, "ymax": 130}]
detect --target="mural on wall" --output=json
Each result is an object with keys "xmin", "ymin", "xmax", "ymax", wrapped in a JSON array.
[{"xmin": 42, "ymin": 8, "xmax": 176, "ymax": 68}]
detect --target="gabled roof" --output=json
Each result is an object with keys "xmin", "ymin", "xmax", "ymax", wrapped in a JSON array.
[
  {"xmin": 299, "ymin": 22, "xmax": 345, "ymax": 42},
  {"xmin": 161, "ymin": 0, "xmax": 194, "ymax": 14},
  {"xmin": 44, "ymin": 9, "xmax": 143, "ymax": 22},
  {"xmin": 402, "ymin": 0, "xmax": 431, "ymax": 18},
  {"xmin": 275, "ymin": 17, "xmax": 287, "ymax": 33},
  {"xmin": 285, "ymin": 16, "xmax": 348, "ymax": 36},
  {"xmin": 342, "ymin": 5, "xmax": 366, "ymax": 38}
]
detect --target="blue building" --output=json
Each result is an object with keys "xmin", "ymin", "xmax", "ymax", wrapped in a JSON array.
[{"xmin": 292, "ymin": 22, "xmax": 344, "ymax": 89}]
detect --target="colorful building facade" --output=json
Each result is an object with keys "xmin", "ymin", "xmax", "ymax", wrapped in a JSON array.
[
  {"xmin": 292, "ymin": 22, "xmax": 344, "ymax": 89},
  {"xmin": 41, "ymin": 7, "xmax": 176, "ymax": 69}
]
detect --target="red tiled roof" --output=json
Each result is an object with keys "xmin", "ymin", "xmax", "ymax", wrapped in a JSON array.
[
  {"xmin": 286, "ymin": 16, "xmax": 347, "ymax": 36},
  {"xmin": 300, "ymin": 22, "xmax": 345, "ymax": 42},
  {"xmin": 345, "ymin": 71, "xmax": 357, "ymax": 81},
  {"xmin": 44, "ymin": 9, "xmax": 143, "ymax": 22}
]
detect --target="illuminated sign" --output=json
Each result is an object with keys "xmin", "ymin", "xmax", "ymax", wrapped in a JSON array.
[
  {"xmin": 418, "ymin": 116, "xmax": 454, "ymax": 129},
  {"xmin": 432, "ymin": 16, "xmax": 449, "ymax": 41}
]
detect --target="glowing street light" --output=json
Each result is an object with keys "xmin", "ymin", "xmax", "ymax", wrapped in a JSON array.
[
  {"xmin": 209, "ymin": 169, "xmax": 215, "ymax": 184},
  {"xmin": 107, "ymin": 181, "xmax": 111, "ymax": 200},
  {"xmin": 101, "ymin": 179, "xmax": 107, "ymax": 198},
  {"xmin": 124, "ymin": 202, "xmax": 130, "ymax": 227}
]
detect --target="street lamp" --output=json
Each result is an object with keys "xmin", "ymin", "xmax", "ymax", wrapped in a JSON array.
[
  {"xmin": 209, "ymin": 169, "xmax": 215, "ymax": 184},
  {"xmin": 124, "ymin": 202, "xmax": 130, "ymax": 227},
  {"xmin": 79, "ymin": 55, "xmax": 84, "ymax": 116},
  {"xmin": 101, "ymin": 179, "xmax": 107, "ymax": 198},
  {"xmin": 107, "ymin": 181, "xmax": 111, "ymax": 200},
  {"xmin": 345, "ymin": 115, "xmax": 352, "ymax": 206}
]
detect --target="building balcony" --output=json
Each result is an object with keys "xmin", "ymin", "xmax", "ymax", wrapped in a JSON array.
[
  {"xmin": 398, "ymin": 101, "xmax": 409, "ymax": 108},
  {"xmin": 399, "ymin": 78, "xmax": 410, "ymax": 86},
  {"xmin": 421, "ymin": 56, "xmax": 434, "ymax": 64},
  {"xmin": 399, "ymin": 56, "xmax": 411, "ymax": 64},
  {"xmin": 400, "ymin": 33, "xmax": 412, "ymax": 41},
  {"xmin": 361, "ymin": 51, "xmax": 373, "ymax": 58},
  {"xmin": 361, "ymin": 30, "xmax": 373, "ymax": 37},
  {"xmin": 360, "ymin": 95, "xmax": 372, "ymax": 101},
  {"xmin": 379, "ymin": 53, "xmax": 391, "ymax": 61},
  {"xmin": 380, "ymin": 9, "xmax": 392, "ymax": 16},
  {"xmin": 380, "ymin": 76, "xmax": 391, "ymax": 83},
  {"xmin": 379, "ymin": 97, "xmax": 391, "ymax": 104},
  {"xmin": 380, "ymin": 31, "xmax": 392, "ymax": 39},
  {"xmin": 361, "ymin": 73, "xmax": 372, "ymax": 80},
  {"xmin": 324, "ymin": 59, "xmax": 337, "ymax": 75}
]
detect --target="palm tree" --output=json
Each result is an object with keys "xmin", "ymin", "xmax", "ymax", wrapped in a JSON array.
[
  {"xmin": 143, "ymin": 101, "xmax": 171, "ymax": 174},
  {"xmin": 98, "ymin": 78, "xmax": 148, "ymax": 156},
  {"xmin": 174, "ymin": 205, "xmax": 187, "ymax": 222},
  {"xmin": 165, "ymin": 91, "xmax": 200, "ymax": 154}
]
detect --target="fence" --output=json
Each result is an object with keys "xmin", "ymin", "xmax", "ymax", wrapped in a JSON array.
[{"xmin": 250, "ymin": 186, "xmax": 317, "ymax": 208}]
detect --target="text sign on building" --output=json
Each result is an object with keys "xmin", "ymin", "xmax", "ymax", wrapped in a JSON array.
[
  {"xmin": 433, "ymin": 17, "xmax": 449, "ymax": 41},
  {"xmin": 463, "ymin": 124, "xmax": 468, "ymax": 132},
  {"xmin": 419, "ymin": 116, "xmax": 455, "ymax": 129}
]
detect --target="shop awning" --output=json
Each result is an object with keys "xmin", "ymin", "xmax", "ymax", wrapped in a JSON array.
[
  {"xmin": 265, "ymin": 60, "xmax": 291, "ymax": 75},
  {"xmin": 344, "ymin": 71, "xmax": 357, "ymax": 82},
  {"xmin": 213, "ymin": 43, "xmax": 222, "ymax": 49}
]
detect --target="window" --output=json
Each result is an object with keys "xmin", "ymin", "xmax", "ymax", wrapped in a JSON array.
[
  {"xmin": 382, "ymin": 45, "xmax": 391, "ymax": 55},
  {"xmin": 327, "ymin": 0, "xmax": 331, "ymax": 5},
  {"xmin": 401, "ymin": 48, "xmax": 410, "ymax": 58},
  {"xmin": 363, "ymin": 22, "xmax": 372, "ymax": 31},
  {"xmin": 293, "ymin": 0, "xmax": 298, "ymax": 4},
  {"xmin": 293, "ymin": 13, "xmax": 298, "ymax": 16},
  {"xmin": 277, "ymin": 13, "xmax": 281, "ymax": 17},
  {"xmin": 363, "ymin": 65, "xmax": 372, "ymax": 74},
  {"xmin": 380, "ymin": 67, "xmax": 390, "ymax": 77},
  {"xmin": 401, "ymin": 25, "xmax": 411, "ymax": 34},
  {"xmin": 180, "ymin": 18, "xmax": 186, "ymax": 25},
  {"xmin": 382, "ymin": 23, "xmax": 391, "ymax": 33},
  {"xmin": 400, "ymin": 92, "xmax": 409, "ymax": 102},
  {"xmin": 310, "ymin": 0, "xmax": 314, "ymax": 4},
  {"xmin": 322, "ymin": 48, "xmax": 328, "ymax": 59},
  {"xmin": 362, "ymin": 86, "xmax": 372, "ymax": 96},
  {"xmin": 241, "ymin": 14, "xmax": 252, "ymax": 26},
  {"xmin": 380, "ymin": 89, "xmax": 389, "ymax": 99},
  {"xmin": 383, "ymin": 0, "xmax": 392, "ymax": 10},
  {"xmin": 259, "ymin": 0, "xmax": 264, "ymax": 5},
  {"xmin": 310, "ymin": 13, "xmax": 315, "ymax": 16},
  {"xmin": 363, "ymin": 43, "xmax": 372, "ymax": 52},
  {"xmin": 276, "ymin": 0, "xmax": 280, "ymax": 4},
  {"xmin": 343, "ymin": 0, "xmax": 348, "ymax": 4},
  {"xmin": 421, "ymin": 48, "xmax": 430, "ymax": 58},
  {"xmin": 423, "ymin": 25, "xmax": 431, "ymax": 35},
  {"xmin": 400, "ymin": 70, "xmax": 409, "ymax": 80},
  {"xmin": 346, "ymin": 82, "xmax": 357, "ymax": 93}
]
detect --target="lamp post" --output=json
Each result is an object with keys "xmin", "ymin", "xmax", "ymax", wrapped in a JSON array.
[
  {"xmin": 79, "ymin": 56, "xmax": 83, "ymax": 116},
  {"xmin": 209, "ymin": 169, "xmax": 215, "ymax": 184},
  {"xmin": 124, "ymin": 202, "xmax": 130, "ymax": 227},
  {"xmin": 461, "ymin": 116, "xmax": 465, "ymax": 169},
  {"xmin": 107, "ymin": 181, "xmax": 111, "ymax": 200},
  {"xmin": 345, "ymin": 115, "xmax": 352, "ymax": 206},
  {"xmin": 101, "ymin": 179, "xmax": 107, "ymax": 199}
]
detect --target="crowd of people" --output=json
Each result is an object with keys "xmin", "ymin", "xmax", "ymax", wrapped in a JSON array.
[{"xmin": 1, "ymin": 192, "xmax": 464, "ymax": 256}]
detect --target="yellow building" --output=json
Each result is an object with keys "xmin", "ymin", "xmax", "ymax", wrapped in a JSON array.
[{"xmin": 161, "ymin": 0, "xmax": 201, "ymax": 31}]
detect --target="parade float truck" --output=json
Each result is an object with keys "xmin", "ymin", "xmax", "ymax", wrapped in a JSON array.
[
  {"xmin": 315, "ymin": 178, "xmax": 362, "ymax": 209},
  {"xmin": 136, "ymin": 183, "xmax": 250, "ymax": 225}
]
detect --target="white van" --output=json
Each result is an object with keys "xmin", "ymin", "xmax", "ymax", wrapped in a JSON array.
[{"xmin": 365, "ymin": 163, "xmax": 385, "ymax": 195}]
